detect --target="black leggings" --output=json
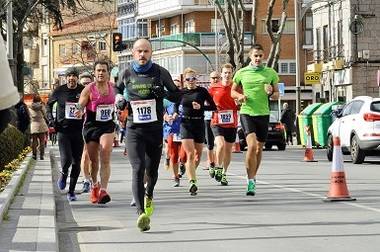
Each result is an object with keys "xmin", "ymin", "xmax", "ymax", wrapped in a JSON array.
[
  {"xmin": 127, "ymin": 126, "xmax": 163, "ymax": 215},
  {"xmin": 57, "ymin": 131, "xmax": 84, "ymax": 193},
  {"xmin": 204, "ymin": 120, "xmax": 214, "ymax": 150}
]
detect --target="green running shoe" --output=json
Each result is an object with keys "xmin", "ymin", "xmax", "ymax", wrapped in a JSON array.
[
  {"xmin": 220, "ymin": 173, "xmax": 228, "ymax": 186},
  {"xmin": 144, "ymin": 196, "xmax": 154, "ymax": 217},
  {"xmin": 209, "ymin": 167, "xmax": 215, "ymax": 178},
  {"xmin": 189, "ymin": 180, "xmax": 198, "ymax": 196},
  {"xmin": 215, "ymin": 168, "xmax": 223, "ymax": 182},
  {"xmin": 137, "ymin": 213, "xmax": 150, "ymax": 232},
  {"xmin": 246, "ymin": 180, "xmax": 256, "ymax": 196}
]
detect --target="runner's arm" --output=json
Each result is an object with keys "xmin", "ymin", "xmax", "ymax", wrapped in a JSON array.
[
  {"xmin": 46, "ymin": 89, "xmax": 58, "ymax": 123},
  {"xmin": 231, "ymin": 82, "xmax": 247, "ymax": 103},
  {"xmin": 203, "ymin": 88, "xmax": 217, "ymax": 111},
  {"xmin": 161, "ymin": 67, "xmax": 181, "ymax": 103}
]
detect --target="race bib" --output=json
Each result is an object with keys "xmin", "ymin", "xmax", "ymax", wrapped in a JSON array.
[
  {"xmin": 173, "ymin": 133, "xmax": 182, "ymax": 142},
  {"xmin": 217, "ymin": 110, "xmax": 234, "ymax": 125},
  {"xmin": 95, "ymin": 104, "xmax": 114, "ymax": 122},
  {"xmin": 130, "ymin": 99, "xmax": 157, "ymax": 123},
  {"xmin": 204, "ymin": 111, "xmax": 212, "ymax": 120},
  {"xmin": 65, "ymin": 102, "xmax": 81, "ymax": 120}
]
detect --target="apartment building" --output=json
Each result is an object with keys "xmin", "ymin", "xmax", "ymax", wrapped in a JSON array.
[
  {"xmin": 116, "ymin": 0, "xmax": 313, "ymax": 106},
  {"xmin": 308, "ymin": 0, "xmax": 380, "ymax": 102}
]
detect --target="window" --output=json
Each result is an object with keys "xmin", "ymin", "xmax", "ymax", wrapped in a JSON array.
[
  {"xmin": 98, "ymin": 41, "xmax": 106, "ymax": 51},
  {"xmin": 316, "ymin": 28, "xmax": 321, "ymax": 60},
  {"xmin": 119, "ymin": 17, "xmax": 137, "ymax": 40},
  {"xmin": 337, "ymin": 20, "xmax": 343, "ymax": 56},
  {"xmin": 277, "ymin": 61, "xmax": 296, "ymax": 75},
  {"xmin": 211, "ymin": 19, "xmax": 225, "ymax": 33},
  {"xmin": 262, "ymin": 19, "xmax": 295, "ymax": 34},
  {"xmin": 42, "ymin": 37, "xmax": 48, "ymax": 56},
  {"xmin": 137, "ymin": 19, "xmax": 148, "ymax": 37},
  {"xmin": 42, "ymin": 65, "xmax": 48, "ymax": 86},
  {"xmin": 59, "ymin": 44, "xmax": 65, "ymax": 57},
  {"xmin": 170, "ymin": 24, "xmax": 179, "ymax": 35},
  {"xmin": 304, "ymin": 15, "xmax": 313, "ymax": 45},
  {"xmin": 72, "ymin": 43, "xmax": 80, "ymax": 55},
  {"xmin": 185, "ymin": 20, "xmax": 195, "ymax": 33},
  {"xmin": 323, "ymin": 25, "xmax": 329, "ymax": 60},
  {"xmin": 351, "ymin": 101, "xmax": 364, "ymax": 114}
]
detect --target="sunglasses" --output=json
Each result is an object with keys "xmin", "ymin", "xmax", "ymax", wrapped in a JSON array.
[
  {"xmin": 185, "ymin": 77, "xmax": 197, "ymax": 81},
  {"xmin": 210, "ymin": 77, "xmax": 219, "ymax": 79}
]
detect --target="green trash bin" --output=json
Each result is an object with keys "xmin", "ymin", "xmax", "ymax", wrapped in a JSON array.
[
  {"xmin": 297, "ymin": 103, "xmax": 322, "ymax": 146},
  {"xmin": 311, "ymin": 101, "xmax": 343, "ymax": 147}
]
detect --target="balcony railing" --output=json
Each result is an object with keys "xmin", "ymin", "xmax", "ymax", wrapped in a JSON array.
[{"xmin": 150, "ymin": 32, "xmax": 252, "ymax": 51}]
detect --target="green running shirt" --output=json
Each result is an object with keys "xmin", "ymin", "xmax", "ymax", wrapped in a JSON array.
[{"xmin": 233, "ymin": 66, "xmax": 279, "ymax": 116}]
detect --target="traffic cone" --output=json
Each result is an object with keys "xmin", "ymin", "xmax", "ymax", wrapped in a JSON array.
[
  {"xmin": 304, "ymin": 127, "xmax": 316, "ymax": 162},
  {"xmin": 323, "ymin": 136, "xmax": 356, "ymax": 202},
  {"xmin": 232, "ymin": 133, "xmax": 242, "ymax": 153}
]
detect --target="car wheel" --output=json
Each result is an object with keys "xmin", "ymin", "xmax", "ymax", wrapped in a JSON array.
[
  {"xmin": 351, "ymin": 135, "xmax": 365, "ymax": 164},
  {"xmin": 277, "ymin": 143, "xmax": 286, "ymax": 151},
  {"xmin": 265, "ymin": 144, "xmax": 272, "ymax": 150},
  {"xmin": 326, "ymin": 134, "xmax": 333, "ymax": 162}
]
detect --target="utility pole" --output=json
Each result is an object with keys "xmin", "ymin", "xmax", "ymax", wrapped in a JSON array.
[
  {"xmin": 7, "ymin": 0, "xmax": 16, "ymax": 88},
  {"xmin": 294, "ymin": 0, "xmax": 301, "ymax": 116}
]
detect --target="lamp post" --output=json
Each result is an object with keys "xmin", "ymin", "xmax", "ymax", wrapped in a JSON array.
[{"xmin": 294, "ymin": 0, "xmax": 301, "ymax": 116}]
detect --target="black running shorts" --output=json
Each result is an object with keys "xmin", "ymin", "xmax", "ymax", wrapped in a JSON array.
[
  {"xmin": 240, "ymin": 114, "xmax": 269, "ymax": 143},
  {"xmin": 211, "ymin": 125, "xmax": 237, "ymax": 143},
  {"xmin": 83, "ymin": 121, "xmax": 116, "ymax": 143}
]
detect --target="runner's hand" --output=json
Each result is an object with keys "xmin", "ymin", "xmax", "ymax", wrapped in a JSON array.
[
  {"xmin": 265, "ymin": 84, "xmax": 274, "ymax": 95},
  {"xmin": 237, "ymin": 94, "xmax": 247, "ymax": 103},
  {"xmin": 192, "ymin": 101, "xmax": 201, "ymax": 110}
]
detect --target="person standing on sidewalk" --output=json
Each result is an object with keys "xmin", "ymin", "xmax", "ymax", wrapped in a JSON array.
[
  {"xmin": 204, "ymin": 71, "xmax": 218, "ymax": 173},
  {"xmin": 115, "ymin": 39, "xmax": 180, "ymax": 232},
  {"xmin": 29, "ymin": 94, "xmax": 49, "ymax": 160},
  {"xmin": 209, "ymin": 63, "xmax": 238, "ymax": 186},
  {"xmin": 231, "ymin": 44, "xmax": 279, "ymax": 196},
  {"xmin": 79, "ymin": 72, "xmax": 93, "ymax": 193},
  {"xmin": 75, "ymin": 60, "xmax": 115, "ymax": 205},
  {"xmin": 47, "ymin": 67, "xmax": 84, "ymax": 201}
]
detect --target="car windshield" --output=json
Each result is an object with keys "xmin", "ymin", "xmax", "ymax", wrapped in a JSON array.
[
  {"xmin": 270, "ymin": 111, "xmax": 280, "ymax": 123},
  {"xmin": 370, "ymin": 101, "xmax": 380, "ymax": 112}
]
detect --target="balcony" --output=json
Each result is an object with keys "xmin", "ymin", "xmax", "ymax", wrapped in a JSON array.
[{"xmin": 150, "ymin": 32, "xmax": 252, "ymax": 51}]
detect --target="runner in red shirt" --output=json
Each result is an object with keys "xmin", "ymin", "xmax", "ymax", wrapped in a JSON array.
[{"xmin": 208, "ymin": 63, "xmax": 239, "ymax": 185}]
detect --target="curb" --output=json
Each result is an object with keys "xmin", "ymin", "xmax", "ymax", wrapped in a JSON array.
[
  {"xmin": 49, "ymin": 149, "xmax": 59, "ymax": 252},
  {"xmin": 0, "ymin": 155, "xmax": 33, "ymax": 225}
]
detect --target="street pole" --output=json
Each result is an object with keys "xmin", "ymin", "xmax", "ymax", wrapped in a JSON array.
[
  {"xmin": 214, "ymin": 1, "xmax": 219, "ymax": 71},
  {"xmin": 6, "ymin": 0, "xmax": 17, "ymax": 90},
  {"xmin": 294, "ymin": 0, "xmax": 301, "ymax": 116}
]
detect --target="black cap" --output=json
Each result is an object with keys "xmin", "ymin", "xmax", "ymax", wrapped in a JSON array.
[{"xmin": 65, "ymin": 67, "xmax": 79, "ymax": 77}]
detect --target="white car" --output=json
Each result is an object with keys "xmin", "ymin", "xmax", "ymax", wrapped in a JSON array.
[{"xmin": 326, "ymin": 96, "xmax": 380, "ymax": 164}]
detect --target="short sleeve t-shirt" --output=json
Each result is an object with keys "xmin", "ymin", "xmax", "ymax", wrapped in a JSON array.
[{"xmin": 233, "ymin": 66, "xmax": 279, "ymax": 116}]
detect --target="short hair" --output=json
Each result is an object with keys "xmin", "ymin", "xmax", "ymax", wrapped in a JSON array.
[
  {"xmin": 221, "ymin": 63, "xmax": 233, "ymax": 70},
  {"xmin": 183, "ymin": 67, "xmax": 197, "ymax": 76},
  {"xmin": 94, "ymin": 60, "xmax": 110, "ymax": 72},
  {"xmin": 79, "ymin": 72, "xmax": 93, "ymax": 80},
  {"xmin": 33, "ymin": 94, "xmax": 41, "ymax": 103},
  {"xmin": 249, "ymin": 44, "xmax": 264, "ymax": 53},
  {"xmin": 209, "ymin": 71, "xmax": 219, "ymax": 77},
  {"xmin": 65, "ymin": 67, "xmax": 79, "ymax": 77}
]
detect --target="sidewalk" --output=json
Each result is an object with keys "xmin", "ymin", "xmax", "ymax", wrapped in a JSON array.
[{"xmin": 0, "ymin": 148, "xmax": 58, "ymax": 252}]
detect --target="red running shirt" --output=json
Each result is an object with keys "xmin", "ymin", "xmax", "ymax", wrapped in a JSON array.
[{"xmin": 208, "ymin": 83, "xmax": 238, "ymax": 128}]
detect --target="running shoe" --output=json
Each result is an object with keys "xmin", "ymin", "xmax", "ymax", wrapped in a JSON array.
[
  {"xmin": 82, "ymin": 180, "xmax": 91, "ymax": 193},
  {"xmin": 179, "ymin": 163, "xmax": 186, "ymax": 176},
  {"xmin": 246, "ymin": 180, "xmax": 256, "ymax": 196},
  {"xmin": 214, "ymin": 167, "xmax": 223, "ymax": 182},
  {"xmin": 173, "ymin": 176, "xmax": 180, "ymax": 187},
  {"xmin": 67, "ymin": 192, "xmax": 77, "ymax": 201},
  {"xmin": 137, "ymin": 213, "xmax": 150, "ymax": 232},
  {"xmin": 189, "ymin": 180, "xmax": 198, "ymax": 196},
  {"xmin": 130, "ymin": 198, "xmax": 136, "ymax": 207},
  {"xmin": 57, "ymin": 173, "xmax": 67, "ymax": 190},
  {"xmin": 144, "ymin": 196, "xmax": 154, "ymax": 217},
  {"xmin": 209, "ymin": 167, "xmax": 215, "ymax": 178},
  {"xmin": 220, "ymin": 173, "xmax": 228, "ymax": 186},
  {"xmin": 90, "ymin": 183, "xmax": 100, "ymax": 203},
  {"xmin": 98, "ymin": 189, "xmax": 111, "ymax": 204}
]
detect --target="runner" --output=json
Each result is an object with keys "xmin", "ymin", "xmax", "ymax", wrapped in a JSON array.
[
  {"xmin": 179, "ymin": 67, "xmax": 216, "ymax": 196},
  {"xmin": 209, "ymin": 63, "xmax": 238, "ymax": 186},
  {"xmin": 205, "ymin": 71, "xmax": 219, "ymax": 175},
  {"xmin": 75, "ymin": 60, "xmax": 115, "ymax": 204},
  {"xmin": 115, "ymin": 38, "xmax": 180, "ymax": 232},
  {"xmin": 46, "ymin": 67, "xmax": 84, "ymax": 201},
  {"xmin": 231, "ymin": 44, "xmax": 279, "ymax": 196},
  {"xmin": 79, "ymin": 72, "xmax": 93, "ymax": 193}
]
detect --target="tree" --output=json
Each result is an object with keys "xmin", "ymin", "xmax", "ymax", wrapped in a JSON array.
[
  {"xmin": 0, "ymin": 0, "xmax": 111, "ymax": 93},
  {"xmin": 215, "ymin": 0, "xmax": 290, "ymax": 71}
]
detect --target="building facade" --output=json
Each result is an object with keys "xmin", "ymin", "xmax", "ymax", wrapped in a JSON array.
[{"xmin": 308, "ymin": 0, "xmax": 380, "ymax": 102}]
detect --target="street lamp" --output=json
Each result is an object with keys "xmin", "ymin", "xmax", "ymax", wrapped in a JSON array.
[{"xmin": 294, "ymin": 0, "xmax": 301, "ymax": 116}]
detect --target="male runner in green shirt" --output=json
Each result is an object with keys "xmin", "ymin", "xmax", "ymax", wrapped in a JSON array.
[{"xmin": 231, "ymin": 44, "xmax": 280, "ymax": 196}]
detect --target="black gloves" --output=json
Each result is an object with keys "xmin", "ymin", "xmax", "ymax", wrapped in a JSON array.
[{"xmin": 150, "ymin": 86, "xmax": 167, "ymax": 99}]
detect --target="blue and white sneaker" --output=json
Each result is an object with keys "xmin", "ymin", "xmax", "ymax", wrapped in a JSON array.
[
  {"xmin": 67, "ymin": 192, "xmax": 77, "ymax": 201},
  {"xmin": 57, "ymin": 173, "xmax": 67, "ymax": 190}
]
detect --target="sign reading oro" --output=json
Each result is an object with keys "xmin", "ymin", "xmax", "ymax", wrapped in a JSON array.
[{"xmin": 304, "ymin": 72, "xmax": 321, "ymax": 84}]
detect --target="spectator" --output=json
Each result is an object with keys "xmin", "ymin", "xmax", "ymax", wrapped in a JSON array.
[{"xmin": 280, "ymin": 102, "xmax": 294, "ymax": 145}]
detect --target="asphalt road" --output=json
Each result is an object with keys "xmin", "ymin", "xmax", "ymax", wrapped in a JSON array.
[{"xmin": 52, "ymin": 145, "xmax": 380, "ymax": 252}]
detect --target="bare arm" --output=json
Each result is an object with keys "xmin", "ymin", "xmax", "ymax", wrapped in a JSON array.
[
  {"xmin": 231, "ymin": 82, "xmax": 247, "ymax": 103},
  {"xmin": 74, "ymin": 85, "xmax": 90, "ymax": 118}
]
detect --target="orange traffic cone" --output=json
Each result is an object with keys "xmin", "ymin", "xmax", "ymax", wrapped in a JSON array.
[
  {"xmin": 304, "ymin": 127, "xmax": 316, "ymax": 162},
  {"xmin": 232, "ymin": 134, "xmax": 242, "ymax": 153},
  {"xmin": 324, "ymin": 136, "xmax": 356, "ymax": 202}
]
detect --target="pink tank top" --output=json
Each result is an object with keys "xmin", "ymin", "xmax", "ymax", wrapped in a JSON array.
[{"xmin": 86, "ymin": 82, "xmax": 115, "ymax": 112}]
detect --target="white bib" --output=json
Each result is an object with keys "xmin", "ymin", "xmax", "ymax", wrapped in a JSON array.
[
  {"xmin": 204, "ymin": 111, "xmax": 212, "ymax": 120},
  {"xmin": 217, "ymin": 110, "xmax": 234, "ymax": 125},
  {"xmin": 130, "ymin": 99, "xmax": 157, "ymax": 124},
  {"xmin": 95, "ymin": 104, "xmax": 114, "ymax": 122},
  {"xmin": 65, "ymin": 102, "xmax": 81, "ymax": 120}
]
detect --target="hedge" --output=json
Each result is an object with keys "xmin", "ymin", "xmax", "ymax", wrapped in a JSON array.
[{"xmin": 0, "ymin": 125, "xmax": 25, "ymax": 172}]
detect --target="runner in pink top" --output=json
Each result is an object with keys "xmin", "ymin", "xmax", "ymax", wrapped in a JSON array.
[{"xmin": 76, "ymin": 60, "xmax": 115, "ymax": 205}]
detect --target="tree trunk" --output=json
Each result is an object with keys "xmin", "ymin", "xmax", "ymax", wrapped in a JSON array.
[{"xmin": 15, "ymin": 29, "xmax": 24, "ymax": 93}]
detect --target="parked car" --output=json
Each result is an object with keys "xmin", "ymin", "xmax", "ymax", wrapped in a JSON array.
[
  {"xmin": 326, "ymin": 96, "xmax": 380, "ymax": 163},
  {"xmin": 238, "ymin": 111, "xmax": 287, "ymax": 151}
]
